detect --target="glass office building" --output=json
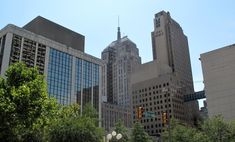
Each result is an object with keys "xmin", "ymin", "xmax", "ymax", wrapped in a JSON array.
[
  {"xmin": 0, "ymin": 18, "xmax": 105, "ymax": 115},
  {"xmin": 47, "ymin": 48, "xmax": 101, "ymax": 110},
  {"xmin": 47, "ymin": 48, "xmax": 73, "ymax": 105}
]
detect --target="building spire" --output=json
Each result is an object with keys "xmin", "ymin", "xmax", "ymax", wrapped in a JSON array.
[{"xmin": 117, "ymin": 16, "xmax": 121, "ymax": 40}]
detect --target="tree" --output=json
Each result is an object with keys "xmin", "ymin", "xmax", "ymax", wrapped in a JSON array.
[
  {"xmin": 162, "ymin": 119, "xmax": 209, "ymax": 142},
  {"xmin": 0, "ymin": 62, "xmax": 58, "ymax": 141},
  {"xmin": 131, "ymin": 122, "xmax": 152, "ymax": 142},
  {"xmin": 110, "ymin": 120, "xmax": 130, "ymax": 142},
  {"xmin": 229, "ymin": 120, "xmax": 235, "ymax": 142},
  {"xmin": 162, "ymin": 116, "xmax": 235, "ymax": 142},
  {"xmin": 201, "ymin": 115, "xmax": 233, "ymax": 142},
  {"xmin": 46, "ymin": 103, "xmax": 104, "ymax": 142}
]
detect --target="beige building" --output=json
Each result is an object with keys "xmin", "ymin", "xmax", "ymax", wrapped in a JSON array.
[
  {"xmin": 151, "ymin": 11, "xmax": 198, "ymax": 124},
  {"xmin": 131, "ymin": 11, "xmax": 199, "ymax": 137},
  {"xmin": 151, "ymin": 11, "xmax": 194, "ymax": 95},
  {"xmin": 200, "ymin": 44, "xmax": 235, "ymax": 121},
  {"xmin": 131, "ymin": 60, "xmax": 187, "ymax": 136}
]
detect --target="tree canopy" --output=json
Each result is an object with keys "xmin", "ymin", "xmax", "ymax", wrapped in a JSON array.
[
  {"xmin": 0, "ymin": 63, "xmax": 104, "ymax": 142},
  {"xmin": 162, "ymin": 116, "xmax": 235, "ymax": 142},
  {"xmin": 131, "ymin": 122, "xmax": 153, "ymax": 142}
]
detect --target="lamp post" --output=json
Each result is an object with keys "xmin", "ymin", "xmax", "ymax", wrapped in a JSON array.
[{"xmin": 106, "ymin": 131, "xmax": 123, "ymax": 142}]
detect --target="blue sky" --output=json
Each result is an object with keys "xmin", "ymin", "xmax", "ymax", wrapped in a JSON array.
[{"xmin": 1, "ymin": 0, "xmax": 235, "ymax": 106}]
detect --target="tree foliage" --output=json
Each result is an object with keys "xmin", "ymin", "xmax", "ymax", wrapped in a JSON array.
[
  {"xmin": 0, "ymin": 63, "xmax": 104, "ymax": 142},
  {"xmin": 163, "ymin": 116, "xmax": 235, "ymax": 142},
  {"xmin": 131, "ymin": 122, "xmax": 152, "ymax": 142},
  {"xmin": 0, "ymin": 62, "xmax": 58, "ymax": 142},
  {"xmin": 46, "ymin": 103, "xmax": 104, "ymax": 142},
  {"xmin": 110, "ymin": 120, "xmax": 130, "ymax": 142}
]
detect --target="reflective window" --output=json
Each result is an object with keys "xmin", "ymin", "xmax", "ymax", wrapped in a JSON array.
[
  {"xmin": 75, "ymin": 58, "xmax": 82, "ymax": 105},
  {"xmin": 47, "ymin": 48, "xmax": 72, "ymax": 105},
  {"xmin": 82, "ymin": 60, "xmax": 92, "ymax": 109},
  {"xmin": 93, "ymin": 64, "xmax": 99, "ymax": 111}
]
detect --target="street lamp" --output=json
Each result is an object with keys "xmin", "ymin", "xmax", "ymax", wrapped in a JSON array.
[{"xmin": 106, "ymin": 131, "xmax": 123, "ymax": 142}]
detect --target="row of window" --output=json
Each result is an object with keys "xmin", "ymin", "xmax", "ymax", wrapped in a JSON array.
[
  {"xmin": 10, "ymin": 34, "xmax": 46, "ymax": 73},
  {"xmin": 48, "ymin": 48, "xmax": 73, "ymax": 105}
]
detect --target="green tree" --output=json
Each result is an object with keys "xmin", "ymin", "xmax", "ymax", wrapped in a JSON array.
[
  {"xmin": 201, "ymin": 115, "xmax": 232, "ymax": 142},
  {"xmin": 110, "ymin": 120, "xmax": 130, "ymax": 142},
  {"xmin": 163, "ymin": 116, "xmax": 235, "ymax": 142},
  {"xmin": 229, "ymin": 120, "xmax": 235, "ymax": 142},
  {"xmin": 162, "ymin": 120, "xmax": 209, "ymax": 142},
  {"xmin": 47, "ymin": 103, "xmax": 104, "ymax": 142},
  {"xmin": 131, "ymin": 122, "xmax": 152, "ymax": 142},
  {"xmin": 0, "ymin": 62, "xmax": 58, "ymax": 141}
]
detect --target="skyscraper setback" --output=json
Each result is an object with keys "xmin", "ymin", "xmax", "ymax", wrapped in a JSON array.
[
  {"xmin": 131, "ymin": 11, "xmax": 199, "ymax": 137},
  {"xmin": 102, "ymin": 28, "xmax": 141, "ymax": 107},
  {"xmin": 101, "ymin": 27, "xmax": 141, "ymax": 130},
  {"xmin": 151, "ymin": 11, "xmax": 194, "ymax": 94}
]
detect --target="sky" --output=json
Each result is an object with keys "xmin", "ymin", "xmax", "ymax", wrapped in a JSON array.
[{"xmin": 1, "ymin": 0, "xmax": 235, "ymax": 107}]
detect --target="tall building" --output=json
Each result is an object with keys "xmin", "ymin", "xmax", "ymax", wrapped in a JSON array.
[
  {"xmin": 131, "ymin": 11, "xmax": 199, "ymax": 137},
  {"xmin": 131, "ymin": 61, "xmax": 186, "ymax": 136},
  {"xmin": 151, "ymin": 11, "xmax": 198, "ymax": 123},
  {"xmin": 0, "ymin": 17, "xmax": 105, "ymax": 118},
  {"xmin": 200, "ymin": 44, "xmax": 235, "ymax": 121},
  {"xmin": 101, "ymin": 27, "xmax": 141, "ymax": 131},
  {"xmin": 102, "ymin": 28, "xmax": 141, "ymax": 106},
  {"xmin": 151, "ymin": 11, "xmax": 194, "ymax": 93}
]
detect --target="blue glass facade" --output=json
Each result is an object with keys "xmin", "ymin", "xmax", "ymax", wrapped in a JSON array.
[
  {"xmin": 47, "ymin": 48, "xmax": 73, "ymax": 105},
  {"xmin": 82, "ymin": 60, "xmax": 93, "ymax": 108},
  {"xmin": 75, "ymin": 58, "xmax": 82, "ymax": 105},
  {"xmin": 47, "ymin": 48, "xmax": 100, "ymax": 109},
  {"xmin": 93, "ymin": 64, "xmax": 99, "ymax": 111}
]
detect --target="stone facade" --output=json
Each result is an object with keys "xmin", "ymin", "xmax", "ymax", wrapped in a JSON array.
[
  {"xmin": 201, "ymin": 44, "xmax": 235, "ymax": 121},
  {"xmin": 151, "ymin": 11, "xmax": 198, "ymax": 124},
  {"xmin": 102, "ymin": 35, "xmax": 141, "ymax": 107},
  {"xmin": 131, "ymin": 60, "xmax": 186, "ymax": 136}
]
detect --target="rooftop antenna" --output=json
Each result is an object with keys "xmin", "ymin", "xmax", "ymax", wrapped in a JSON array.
[{"xmin": 117, "ymin": 16, "xmax": 121, "ymax": 40}]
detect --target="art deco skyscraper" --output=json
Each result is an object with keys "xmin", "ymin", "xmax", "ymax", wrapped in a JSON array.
[
  {"xmin": 102, "ymin": 27, "xmax": 141, "ymax": 107},
  {"xmin": 151, "ymin": 11, "xmax": 194, "ymax": 93},
  {"xmin": 151, "ymin": 11, "xmax": 198, "ymax": 123}
]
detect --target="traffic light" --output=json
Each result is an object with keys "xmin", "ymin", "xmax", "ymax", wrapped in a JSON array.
[
  {"xmin": 162, "ymin": 112, "xmax": 168, "ymax": 125},
  {"xmin": 136, "ymin": 107, "xmax": 144, "ymax": 120}
]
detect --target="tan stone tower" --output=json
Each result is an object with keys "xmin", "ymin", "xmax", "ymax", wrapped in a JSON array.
[{"xmin": 151, "ymin": 11, "xmax": 198, "ymax": 124}]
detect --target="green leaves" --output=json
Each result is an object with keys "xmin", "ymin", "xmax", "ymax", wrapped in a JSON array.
[
  {"xmin": 162, "ymin": 116, "xmax": 235, "ymax": 142},
  {"xmin": 47, "ymin": 103, "xmax": 104, "ymax": 142},
  {"xmin": 110, "ymin": 120, "xmax": 130, "ymax": 142},
  {"xmin": 0, "ymin": 62, "xmax": 104, "ymax": 142},
  {"xmin": 131, "ymin": 122, "xmax": 153, "ymax": 142}
]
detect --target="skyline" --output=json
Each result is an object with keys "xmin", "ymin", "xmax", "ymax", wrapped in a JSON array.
[{"xmin": 1, "ymin": 0, "xmax": 235, "ymax": 106}]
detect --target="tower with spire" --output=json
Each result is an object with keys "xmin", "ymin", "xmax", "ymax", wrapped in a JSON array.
[
  {"xmin": 117, "ymin": 16, "xmax": 121, "ymax": 40},
  {"xmin": 101, "ymin": 25, "xmax": 141, "ymax": 106},
  {"xmin": 101, "ymin": 24, "xmax": 141, "ymax": 131}
]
